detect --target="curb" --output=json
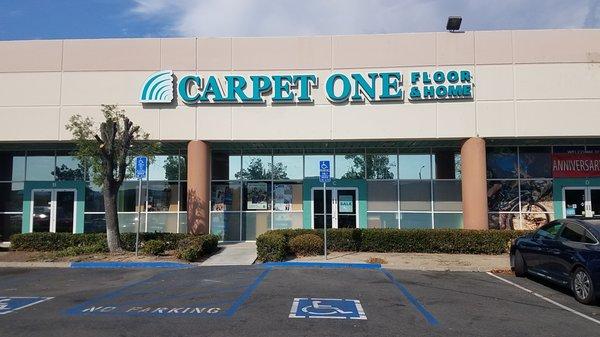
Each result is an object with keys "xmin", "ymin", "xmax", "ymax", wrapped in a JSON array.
[
  {"xmin": 70, "ymin": 261, "xmax": 192, "ymax": 269},
  {"xmin": 262, "ymin": 262, "xmax": 381, "ymax": 269}
]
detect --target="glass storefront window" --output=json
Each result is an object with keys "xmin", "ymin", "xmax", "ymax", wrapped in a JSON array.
[
  {"xmin": 273, "ymin": 182, "xmax": 302, "ymax": 211},
  {"xmin": 147, "ymin": 213, "xmax": 178, "ymax": 233},
  {"xmin": 84, "ymin": 214, "xmax": 106, "ymax": 233},
  {"xmin": 118, "ymin": 213, "xmax": 145, "ymax": 233},
  {"xmin": 432, "ymin": 150, "xmax": 461, "ymax": 179},
  {"xmin": 399, "ymin": 180, "xmax": 431, "ymax": 211},
  {"xmin": 554, "ymin": 146, "xmax": 585, "ymax": 154},
  {"xmin": 486, "ymin": 147, "xmax": 517, "ymax": 179},
  {"xmin": 273, "ymin": 212, "xmax": 303, "ymax": 229},
  {"xmin": 516, "ymin": 212, "xmax": 553, "ymax": 230},
  {"xmin": 149, "ymin": 155, "xmax": 182, "ymax": 181},
  {"xmin": 118, "ymin": 182, "xmax": 146, "ymax": 212},
  {"xmin": 487, "ymin": 180, "xmax": 519, "ymax": 212},
  {"xmin": 0, "ymin": 151, "xmax": 26, "ymax": 181},
  {"xmin": 434, "ymin": 213, "xmax": 463, "ymax": 229},
  {"xmin": 179, "ymin": 212, "xmax": 187, "ymax": 233},
  {"xmin": 55, "ymin": 154, "xmax": 85, "ymax": 181},
  {"xmin": 433, "ymin": 180, "xmax": 462, "ymax": 211},
  {"xmin": 242, "ymin": 212, "xmax": 271, "ymax": 240},
  {"xmin": 400, "ymin": 212, "xmax": 432, "ymax": 229},
  {"xmin": 0, "ymin": 182, "xmax": 23, "ymax": 212},
  {"xmin": 212, "ymin": 151, "xmax": 241, "ymax": 180},
  {"xmin": 210, "ymin": 212, "xmax": 241, "ymax": 241},
  {"xmin": 367, "ymin": 181, "xmax": 398, "ymax": 211},
  {"xmin": 367, "ymin": 212, "xmax": 398, "ymax": 229},
  {"xmin": 335, "ymin": 153, "xmax": 365, "ymax": 179},
  {"xmin": 85, "ymin": 183, "xmax": 104, "ymax": 212},
  {"xmin": 304, "ymin": 154, "xmax": 334, "ymax": 179},
  {"xmin": 1, "ymin": 214, "xmax": 23, "ymax": 241},
  {"xmin": 366, "ymin": 154, "xmax": 397, "ymax": 179},
  {"xmin": 519, "ymin": 147, "xmax": 551, "ymax": 179},
  {"xmin": 243, "ymin": 181, "xmax": 272, "ymax": 211},
  {"xmin": 147, "ymin": 182, "xmax": 179, "ymax": 212},
  {"xmin": 240, "ymin": 155, "xmax": 272, "ymax": 180},
  {"xmin": 272, "ymin": 155, "xmax": 303, "ymax": 180},
  {"xmin": 26, "ymin": 151, "xmax": 55, "ymax": 181},
  {"xmin": 399, "ymin": 153, "xmax": 431, "ymax": 179},
  {"xmin": 179, "ymin": 182, "xmax": 187, "ymax": 211},
  {"xmin": 211, "ymin": 182, "xmax": 241, "ymax": 211}
]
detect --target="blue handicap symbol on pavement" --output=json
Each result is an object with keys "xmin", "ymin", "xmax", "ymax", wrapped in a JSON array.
[
  {"xmin": 289, "ymin": 298, "xmax": 366, "ymax": 320},
  {"xmin": 0, "ymin": 297, "xmax": 53, "ymax": 315}
]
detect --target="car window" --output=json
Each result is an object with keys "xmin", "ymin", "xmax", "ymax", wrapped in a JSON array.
[
  {"xmin": 560, "ymin": 223, "xmax": 585, "ymax": 242},
  {"xmin": 535, "ymin": 222, "xmax": 562, "ymax": 240},
  {"xmin": 584, "ymin": 230, "xmax": 599, "ymax": 244}
]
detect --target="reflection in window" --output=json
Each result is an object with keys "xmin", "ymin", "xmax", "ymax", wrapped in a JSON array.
[
  {"xmin": 238, "ymin": 155, "xmax": 271, "ymax": 180},
  {"xmin": 367, "ymin": 181, "xmax": 398, "ymax": 211},
  {"xmin": 305, "ymin": 154, "xmax": 334, "ymax": 178},
  {"xmin": 366, "ymin": 154, "xmax": 397, "ymax": 179},
  {"xmin": 55, "ymin": 156, "xmax": 85, "ymax": 181},
  {"xmin": 0, "ymin": 182, "xmax": 24, "ymax": 212},
  {"xmin": 272, "ymin": 155, "xmax": 303, "ymax": 180},
  {"xmin": 433, "ymin": 180, "xmax": 462, "ymax": 211},
  {"xmin": 432, "ymin": 150, "xmax": 461, "ymax": 179},
  {"xmin": 486, "ymin": 147, "xmax": 517, "ymax": 179},
  {"xmin": 85, "ymin": 183, "xmax": 104, "ymax": 212},
  {"xmin": 400, "ymin": 213, "xmax": 432, "ymax": 229},
  {"xmin": 434, "ymin": 213, "xmax": 463, "ymax": 229},
  {"xmin": 273, "ymin": 183, "xmax": 302, "ymax": 211},
  {"xmin": 149, "ymin": 155, "xmax": 182, "ymax": 181},
  {"xmin": 1, "ymin": 214, "xmax": 23, "ymax": 241},
  {"xmin": 117, "ymin": 182, "xmax": 146, "ymax": 212},
  {"xmin": 519, "ymin": 147, "xmax": 551, "ymax": 179},
  {"xmin": 335, "ymin": 154, "xmax": 365, "ymax": 179},
  {"xmin": 212, "ymin": 151, "xmax": 241, "ymax": 180},
  {"xmin": 210, "ymin": 212, "xmax": 241, "ymax": 241},
  {"xmin": 367, "ymin": 212, "xmax": 398, "ymax": 229},
  {"xmin": 26, "ymin": 152, "xmax": 55, "ymax": 181},
  {"xmin": 0, "ymin": 151, "xmax": 26, "ymax": 181},
  {"xmin": 273, "ymin": 212, "xmax": 303, "ymax": 229},
  {"xmin": 399, "ymin": 154, "xmax": 431, "ymax": 179},
  {"xmin": 147, "ymin": 182, "xmax": 179, "ymax": 212},
  {"xmin": 487, "ymin": 180, "xmax": 519, "ymax": 212},
  {"xmin": 84, "ymin": 214, "xmax": 106, "ymax": 233},
  {"xmin": 147, "ymin": 213, "xmax": 178, "ymax": 232}
]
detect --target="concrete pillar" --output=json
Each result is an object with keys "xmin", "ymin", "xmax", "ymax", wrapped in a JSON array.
[
  {"xmin": 460, "ymin": 137, "xmax": 488, "ymax": 230},
  {"xmin": 187, "ymin": 140, "xmax": 210, "ymax": 234}
]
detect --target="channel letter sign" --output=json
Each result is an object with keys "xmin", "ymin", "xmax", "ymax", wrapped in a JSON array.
[{"xmin": 139, "ymin": 70, "xmax": 472, "ymax": 104}]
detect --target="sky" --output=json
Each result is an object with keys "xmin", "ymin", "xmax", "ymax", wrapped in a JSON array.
[{"xmin": 0, "ymin": 0, "xmax": 599, "ymax": 40}]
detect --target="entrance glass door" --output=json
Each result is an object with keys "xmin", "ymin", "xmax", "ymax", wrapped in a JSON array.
[
  {"xmin": 312, "ymin": 188, "xmax": 358, "ymax": 229},
  {"xmin": 31, "ymin": 189, "xmax": 76, "ymax": 233},
  {"xmin": 563, "ymin": 187, "xmax": 600, "ymax": 219}
]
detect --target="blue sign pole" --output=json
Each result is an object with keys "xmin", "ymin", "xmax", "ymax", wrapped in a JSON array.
[
  {"xmin": 134, "ymin": 156, "xmax": 148, "ymax": 256},
  {"xmin": 319, "ymin": 161, "xmax": 331, "ymax": 260}
]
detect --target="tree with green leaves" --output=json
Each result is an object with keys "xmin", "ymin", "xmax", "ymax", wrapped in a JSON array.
[{"xmin": 66, "ymin": 105, "xmax": 159, "ymax": 252}]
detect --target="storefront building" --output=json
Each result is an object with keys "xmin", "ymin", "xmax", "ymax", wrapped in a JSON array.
[{"xmin": 1, "ymin": 28, "xmax": 600, "ymax": 242}]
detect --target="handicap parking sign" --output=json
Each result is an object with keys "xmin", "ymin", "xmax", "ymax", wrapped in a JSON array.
[
  {"xmin": 289, "ymin": 298, "xmax": 366, "ymax": 320},
  {"xmin": 319, "ymin": 160, "xmax": 331, "ymax": 183},
  {"xmin": 0, "ymin": 297, "xmax": 53, "ymax": 315}
]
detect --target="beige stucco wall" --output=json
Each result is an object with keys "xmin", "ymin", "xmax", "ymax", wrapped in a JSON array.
[{"xmin": 0, "ymin": 29, "xmax": 599, "ymax": 142}]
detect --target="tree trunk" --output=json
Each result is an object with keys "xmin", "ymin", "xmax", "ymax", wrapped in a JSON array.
[{"xmin": 103, "ymin": 183, "xmax": 123, "ymax": 253}]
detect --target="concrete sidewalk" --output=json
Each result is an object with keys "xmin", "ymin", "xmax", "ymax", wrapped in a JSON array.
[
  {"xmin": 290, "ymin": 252, "xmax": 510, "ymax": 272},
  {"xmin": 200, "ymin": 242, "xmax": 257, "ymax": 266}
]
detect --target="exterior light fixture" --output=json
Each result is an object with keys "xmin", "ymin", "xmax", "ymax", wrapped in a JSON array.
[{"xmin": 446, "ymin": 16, "xmax": 462, "ymax": 32}]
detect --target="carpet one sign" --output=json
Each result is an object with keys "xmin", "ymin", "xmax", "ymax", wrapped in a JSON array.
[
  {"xmin": 139, "ymin": 70, "xmax": 473, "ymax": 104},
  {"xmin": 552, "ymin": 153, "xmax": 600, "ymax": 178}
]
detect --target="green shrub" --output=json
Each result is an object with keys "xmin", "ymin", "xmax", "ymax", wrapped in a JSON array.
[
  {"xmin": 256, "ymin": 231, "xmax": 287, "ymax": 262},
  {"xmin": 142, "ymin": 240, "xmax": 167, "ymax": 255},
  {"xmin": 55, "ymin": 243, "xmax": 108, "ymax": 257},
  {"xmin": 10, "ymin": 233, "xmax": 106, "ymax": 251},
  {"xmin": 289, "ymin": 234, "xmax": 323, "ymax": 257},
  {"xmin": 175, "ymin": 234, "xmax": 220, "ymax": 262}
]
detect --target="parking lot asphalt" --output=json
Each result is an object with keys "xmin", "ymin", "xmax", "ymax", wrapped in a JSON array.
[{"xmin": 0, "ymin": 265, "xmax": 599, "ymax": 337}]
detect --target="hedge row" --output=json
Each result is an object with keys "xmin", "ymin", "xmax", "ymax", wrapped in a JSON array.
[
  {"xmin": 9, "ymin": 232, "xmax": 220, "ymax": 262},
  {"xmin": 256, "ymin": 228, "xmax": 530, "ymax": 261}
]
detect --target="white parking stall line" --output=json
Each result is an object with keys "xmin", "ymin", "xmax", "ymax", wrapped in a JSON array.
[{"xmin": 486, "ymin": 272, "xmax": 600, "ymax": 326}]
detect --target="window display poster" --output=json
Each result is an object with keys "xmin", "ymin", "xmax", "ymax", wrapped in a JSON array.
[
  {"xmin": 247, "ymin": 182, "xmax": 268, "ymax": 210},
  {"xmin": 339, "ymin": 195, "xmax": 354, "ymax": 213},
  {"xmin": 274, "ymin": 184, "xmax": 293, "ymax": 211},
  {"xmin": 212, "ymin": 185, "xmax": 233, "ymax": 211}
]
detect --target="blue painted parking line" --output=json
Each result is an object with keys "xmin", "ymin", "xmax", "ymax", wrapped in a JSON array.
[
  {"xmin": 381, "ymin": 269, "xmax": 439, "ymax": 326},
  {"xmin": 224, "ymin": 268, "xmax": 271, "ymax": 317},
  {"xmin": 70, "ymin": 261, "xmax": 191, "ymax": 269},
  {"xmin": 262, "ymin": 262, "xmax": 381, "ymax": 269},
  {"xmin": 0, "ymin": 297, "xmax": 53, "ymax": 315}
]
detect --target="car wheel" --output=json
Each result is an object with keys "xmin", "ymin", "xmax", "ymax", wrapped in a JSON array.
[
  {"xmin": 514, "ymin": 250, "xmax": 527, "ymax": 277},
  {"xmin": 571, "ymin": 267, "xmax": 596, "ymax": 305}
]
